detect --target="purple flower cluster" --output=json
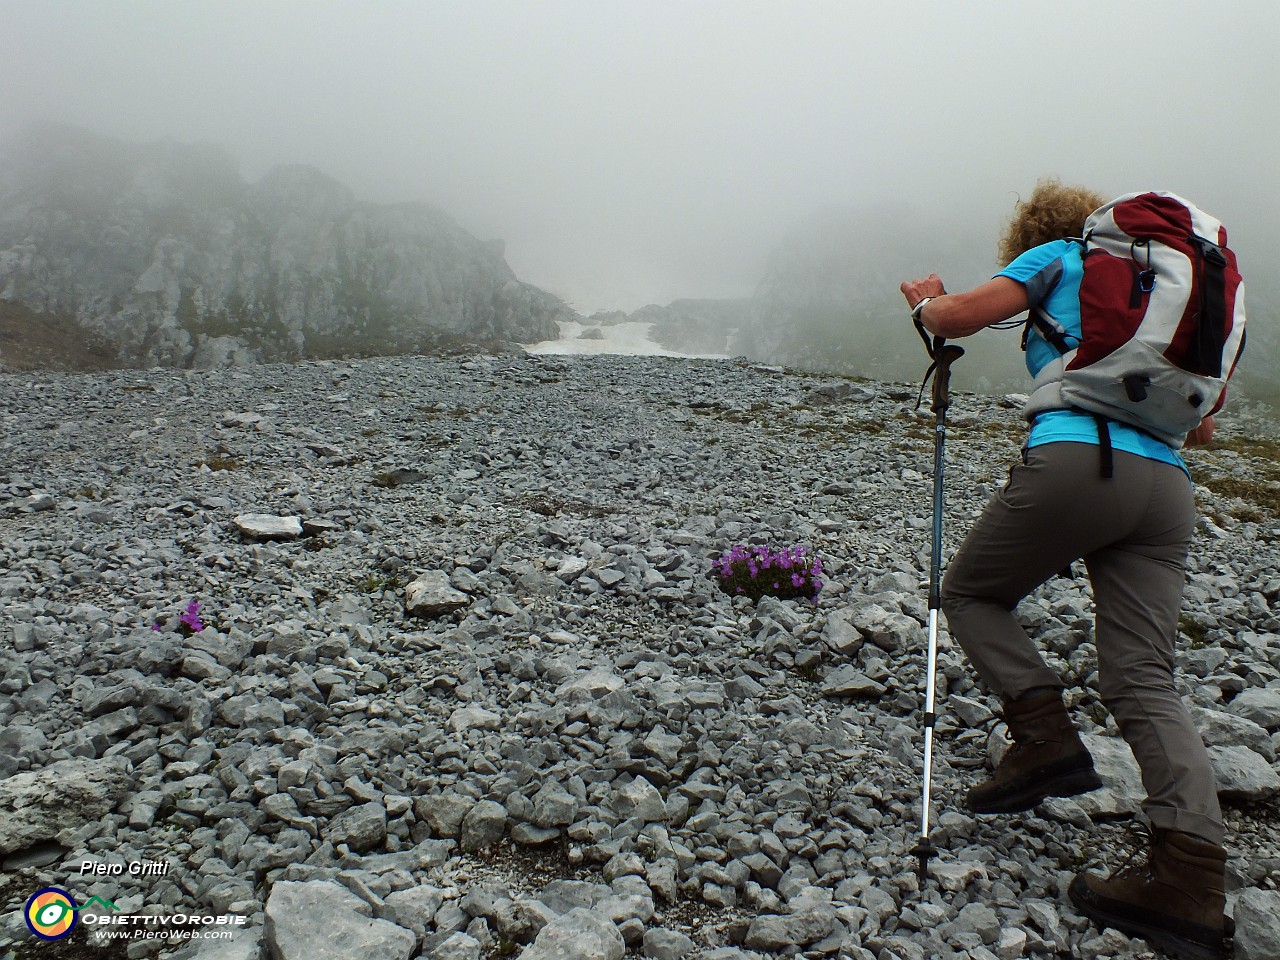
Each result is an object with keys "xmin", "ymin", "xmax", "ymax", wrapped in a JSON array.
[
  {"xmin": 152, "ymin": 600, "xmax": 207, "ymax": 636},
  {"xmin": 710, "ymin": 544, "xmax": 824, "ymax": 602},
  {"xmin": 180, "ymin": 601, "xmax": 205, "ymax": 634}
]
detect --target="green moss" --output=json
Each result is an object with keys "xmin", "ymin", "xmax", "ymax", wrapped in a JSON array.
[
  {"xmin": 795, "ymin": 661, "xmax": 821, "ymax": 682},
  {"xmin": 198, "ymin": 455, "xmax": 240, "ymax": 472},
  {"xmin": 491, "ymin": 938, "xmax": 520, "ymax": 959},
  {"xmin": 1200, "ymin": 474, "xmax": 1280, "ymax": 517},
  {"xmin": 1179, "ymin": 614, "xmax": 1210, "ymax": 649},
  {"xmin": 1207, "ymin": 435, "xmax": 1280, "ymax": 460},
  {"xmin": 357, "ymin": 572, "xmax": 404, "ymax": 594},
  {"xmin": 521, "ymin": 493, "xmax": 611, "ymax": 518},
  {"xmin": 373, "ymin": 469, "xmax": 431, "ymax": 489}
]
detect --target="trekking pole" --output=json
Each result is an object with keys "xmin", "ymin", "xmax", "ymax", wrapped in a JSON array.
[{"xmin": 908, "ymin": 314, "xmax": 964, "ymax": 886}]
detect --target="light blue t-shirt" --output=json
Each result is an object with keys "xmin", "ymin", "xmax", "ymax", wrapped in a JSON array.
[{"xmin": 997, "ymin": 241, "xmax": 1189, "ymax": 477}]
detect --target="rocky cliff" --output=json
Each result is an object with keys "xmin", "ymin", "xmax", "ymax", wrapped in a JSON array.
[{"xmin": 0, "ymin": 126, "xmax": 575, "ymax": 368}]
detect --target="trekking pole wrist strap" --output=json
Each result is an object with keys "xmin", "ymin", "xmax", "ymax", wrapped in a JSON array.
[{"xmin": 911, "ymin": 297, "xmax": 934, "ymax": 324}]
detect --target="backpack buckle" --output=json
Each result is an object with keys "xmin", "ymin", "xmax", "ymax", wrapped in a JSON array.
[{"xmin": 1190, "ymin": 233, "xmax": 1228, "ymax": 268}]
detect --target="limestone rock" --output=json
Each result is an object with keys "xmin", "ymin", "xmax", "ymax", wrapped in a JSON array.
[
  {"xmin": 1227, "ymin": 688, "xmax": 1280, "ymax": 732},
  {"xmin": 406, "ymin": 572, "xmax": 471, "ymax": 618},
  {"xmin": 264, "ymin": 880, "xmax": 415, "ymax": 960},
  {"xmin": 0, "ymin": 757, "xmax": 133, "ymax": 856},
  {"xmin": 742, "ymin": 888, "xmax": 836, "ymax": 951},
  {"xmin": 234, "ymin": 514, "xmax": 303, "ymax": 541},
  {"xmin": 1207, "ymin": 745, "xmax": 1280, "ymax": 800},
  {"xmin": 1233, "ymin": 888, "xmax": 1280, "ymax": 960},
  {"xmin": 517, "ymin": 907, "xmax": 625, "ymax": 960}
]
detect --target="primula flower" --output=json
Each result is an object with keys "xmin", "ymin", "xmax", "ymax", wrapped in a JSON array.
[
  {"xmin": 152, "ymin": 599, "xmax": 210, "ymax": 636},
  {"xmin": 710, "ymin": 543, "xmax": 823, "ymax": 603},
  {"xmin": 180, "ymin": 601, "xmax": 205, "ymax": 633}
]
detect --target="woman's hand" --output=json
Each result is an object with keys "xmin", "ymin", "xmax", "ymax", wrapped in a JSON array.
[{"xmin": 901, "ymin": 274, "xmax": 947, "ymax": 314}]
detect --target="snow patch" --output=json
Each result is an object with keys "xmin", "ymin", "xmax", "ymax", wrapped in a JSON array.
[{"xmin": 522, "ymin": 320, "xmax": 728, "ymax": 359}]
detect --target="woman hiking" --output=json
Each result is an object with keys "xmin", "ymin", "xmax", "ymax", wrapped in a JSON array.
[{"xmin": 900, "ymin": 178, "xmax": 1232, "ymax": 960}]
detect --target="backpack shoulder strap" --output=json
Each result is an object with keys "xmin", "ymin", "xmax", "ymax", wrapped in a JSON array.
[
  {"xmin": 1022, "ymin": 307, "xmax": 1077, "ymax": 354},
  {"xmin": 1018, "ymin": 238, "xmax": 1085, "ymax": 354}
]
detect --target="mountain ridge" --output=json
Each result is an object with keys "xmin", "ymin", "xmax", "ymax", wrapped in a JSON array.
[{"xmin": 0, "ymin": 125, "xmax": 576, "ymax": 369}]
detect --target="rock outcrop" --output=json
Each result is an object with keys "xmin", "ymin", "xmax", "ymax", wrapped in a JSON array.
[{"xmin": 0, "ymin": 125, "xmax": 575, "ymax": 368}]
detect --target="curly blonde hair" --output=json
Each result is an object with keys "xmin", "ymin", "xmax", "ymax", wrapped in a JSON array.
[{"xmin": 997, "ymin": 178, "xmax": 1108, "ymax": 266}]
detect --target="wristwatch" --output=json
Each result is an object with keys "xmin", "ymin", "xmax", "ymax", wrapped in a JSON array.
[{"xmin": 911, "ymin": 297, "xmax": 934, "ymax": 323}]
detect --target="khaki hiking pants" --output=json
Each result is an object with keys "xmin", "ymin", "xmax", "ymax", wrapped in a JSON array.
[{"xmin": 941, "ymin": 441, "xmax": 1223, "ymax": 845}]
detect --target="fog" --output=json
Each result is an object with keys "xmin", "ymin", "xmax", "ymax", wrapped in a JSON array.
[{"xmin": 3, "ymin": 0, "xmax": 1278, "ymax": 313}]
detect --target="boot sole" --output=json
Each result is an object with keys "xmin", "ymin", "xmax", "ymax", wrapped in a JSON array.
[
  {"xmin": 968, "ymin": 765, "xmax": 1103, "ymax": 815},
  {"xmin": 1068, "ymin": 874, "xmax": 1232, "ymax": 960}
]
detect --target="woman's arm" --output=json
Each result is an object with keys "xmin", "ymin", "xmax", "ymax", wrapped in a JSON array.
[{"xmin": 900, "ymin": 274, "xmax": 1030, "ymax": 339}]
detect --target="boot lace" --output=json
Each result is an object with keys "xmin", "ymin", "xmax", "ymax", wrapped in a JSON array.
[{"xmin": 1106, "ymin": 823, "xmax": 1154, "ymax": 880}]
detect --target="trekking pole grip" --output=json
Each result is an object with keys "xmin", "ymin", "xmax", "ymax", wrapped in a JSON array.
[
  {"xmin": 931, "ymin": 341, "xmax": 965, "ymax": 415},
  {"xmin": 911, "ymin": 312, "xmax": 965, "ymax": 416}
]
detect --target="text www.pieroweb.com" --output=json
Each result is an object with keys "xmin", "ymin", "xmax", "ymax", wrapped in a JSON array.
[
  {"xmin": 79, "ymin": 914, "xmax": 248, "ymax": 944},
  {"xmin": 90, "ymin": 926, "xmax": 235, "ymax": 944}
]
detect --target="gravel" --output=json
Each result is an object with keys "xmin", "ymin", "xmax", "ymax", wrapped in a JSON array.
[{"xmin": 1, "ymin": 352, "xmax": 1277, "ymax": 960}]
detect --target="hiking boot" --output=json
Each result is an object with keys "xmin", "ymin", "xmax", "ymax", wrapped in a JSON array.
[
  {"xmin": 1069, "ymin": 828, "xmax": 1234, "ymax": 960},
  {"xmin": 967, "ymin": 689, "xmax": 1102, "ymax": 814}
]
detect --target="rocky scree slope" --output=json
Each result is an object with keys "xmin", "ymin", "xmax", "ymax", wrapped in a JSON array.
[
  {"xmin": 1, "ymin": 354, "xmax": 1279, "ymax": 960},
  {"xmin": 0, "ymin": 127, "xmax": 573, "ymax": 370}
]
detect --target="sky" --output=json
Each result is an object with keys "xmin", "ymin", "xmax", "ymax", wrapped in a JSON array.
[{"xmin": 3, "ymin": 0, "xmax": 1278, "ymax": 313}]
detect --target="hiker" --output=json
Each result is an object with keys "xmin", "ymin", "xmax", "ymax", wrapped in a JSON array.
[{"xmin": 900, "ymin": 178, "xmax": 1232, "ymax": 959}]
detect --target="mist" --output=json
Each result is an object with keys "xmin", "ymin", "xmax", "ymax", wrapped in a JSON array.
[{"xmin": 3, "ymin": 0, "xmax": 1278, "ymax": 316}]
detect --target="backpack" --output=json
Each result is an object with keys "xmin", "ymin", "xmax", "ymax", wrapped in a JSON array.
[{"xmin": 1026, "ymin": 191, "xmax": 1246, "ymax": 449}]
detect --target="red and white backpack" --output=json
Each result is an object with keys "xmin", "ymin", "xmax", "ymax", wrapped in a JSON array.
[{"xmin": 1028, "ymin": 191, "xmax": 1246, "ymax": 448}]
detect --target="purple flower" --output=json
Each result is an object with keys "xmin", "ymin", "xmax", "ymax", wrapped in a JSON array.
[
  {"xmin": 180, "ymin": 600, "xmax": 205, "ymax": 633},
  {"xmin": 710, "ymin": 543, "xmax": 823, "ymax": 603}
]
